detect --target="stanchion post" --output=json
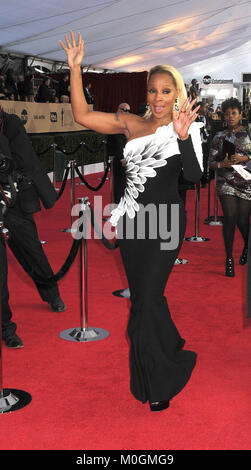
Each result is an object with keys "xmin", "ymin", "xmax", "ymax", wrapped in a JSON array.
[
  {"xmin": 109, "ymin": 156, "xmax": 114, "ymax": 209},
  {"xmin": 51, "ymin": 143, "xmax": 59, "ymax": 192},
  {"xmin": 185, "ymin": 183, "xmax": 210, "ymax": 242},
  {"xmin": 81, "ymin": 141, "xmax": 85, "ymax": 177},
  {"xmin": 77, "ymin": 141, "xmax": 86, "ymax": 186},
  {"xmin": 103, "ymin": 139, "xmax": 108, "ymax": 172},
  {"xmin": 80, "ymin": 198, "xmax": 88, "ymax": 331},
  {"xmin": 207, "ymin": 177, "xmax": 211, "ymax": 221},
  {"xmin": 103, "ymin": 156, "xmax": 114, "ymax": 220},
  {"xmin": 0, "ymin": 221, "xmax": 32, "ymax": 413},
  {"xmin": 98, "ymin": 140, "xmax": 109, "ymax": 181},
  {"xmin": 62, "ymin": 160, "xmax": 77, "ymax": 233},
  {"xmin": 208, "ymin": 169, "xmax": 223, "ymax": 226},
  {"xmin": 59, "ymin": 197, "xmax": 110, "ymax": 342},
  {"xmin": 204, "ymin": 162, "xmax": 213, "ymax": 224},
  {"xmin": 71, "ymin": 160, "xmax": 76, "ymax": 227}
]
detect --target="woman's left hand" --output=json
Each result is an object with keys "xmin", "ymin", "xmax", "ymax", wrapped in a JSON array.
[{"xmin": 173, "ymin": 97, "xmax": 200, "ymax": 140}]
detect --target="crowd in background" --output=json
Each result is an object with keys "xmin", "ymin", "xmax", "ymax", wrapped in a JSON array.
[
  {"xmin": 0, "ymin": 70, "xmax": 33, "ymax": 102},
  {"xmin": 0, "ymin": 69, "xmax": 98, "ymax": 107},
  {"xmin": 0, "ymin": 69, "xmax": 71, "ymax": 104}
]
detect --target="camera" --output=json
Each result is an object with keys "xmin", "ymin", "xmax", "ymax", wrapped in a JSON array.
[
  {"xmin": 0, "ymin": 152, "xmax": 14, "ymax": 178},
  {"xmin": 0, "ymin": 151, "xmax": 40, "ymax": 213}
]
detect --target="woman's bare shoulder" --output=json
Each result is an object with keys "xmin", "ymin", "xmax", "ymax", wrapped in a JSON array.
[{"xmin": 124, "ymin": 113, "xmax": 153, "ymax": 140}]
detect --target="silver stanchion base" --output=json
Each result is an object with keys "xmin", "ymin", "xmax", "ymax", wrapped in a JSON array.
[
  {"xmin": 204, "ymin": 216, "xmax": 224, "ymax": 225},
  {"xmin": 185, "ymin": 236, "xmax": 210, "ymax": 242},
  {"xmin": 59, "ymin": 326, "xmax": 110, "ymax": 342},
  {"xmin": 0, "ymin": 389, "xmax": 32, "ymax": 414},
  {"xmin": 61, "ymin": 228, "xmax": 77, "ymax": 233},
  {"xmin": 208, "ymin": 220, "xmax": 223, "ymax": 226}
]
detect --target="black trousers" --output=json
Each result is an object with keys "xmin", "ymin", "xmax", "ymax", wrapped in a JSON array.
[
  {"xmin": 0, "ymin": 234, "xmax": 16, "ymax": 340},
  {"xmin": 1, "ymin": 201, "xmax": 59, "ymax": 338}
]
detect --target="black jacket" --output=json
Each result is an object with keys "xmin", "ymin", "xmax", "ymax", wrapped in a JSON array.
[
  {"xmin": 1, "ymin": 111, "xmax": 57, "ymax": 210},
  {"xmin": 37, "ymin": 83, "xmax": 52, "ymax": 103}
]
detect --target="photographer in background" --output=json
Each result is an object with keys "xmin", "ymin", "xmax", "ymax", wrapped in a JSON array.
[{"xmin": 0, "ymin": 106, "xmax": 66, "ymax": 348}]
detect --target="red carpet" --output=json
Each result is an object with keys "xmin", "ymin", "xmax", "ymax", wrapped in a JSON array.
[{"xmin": 1, "ymin": 173, "xmax": 251, "ymax": 451}]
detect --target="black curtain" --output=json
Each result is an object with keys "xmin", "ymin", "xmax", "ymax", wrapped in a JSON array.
[{"xmin": 83, "ymin": 71, "xmax": 147, "ymax": 114}]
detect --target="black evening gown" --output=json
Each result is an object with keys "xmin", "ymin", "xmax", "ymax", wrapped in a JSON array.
[{"xmin": 110, "ymin": 123, "xmax": 203, "ymax": 404}]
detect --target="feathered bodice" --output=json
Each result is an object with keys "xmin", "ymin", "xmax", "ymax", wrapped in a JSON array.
[{"xmin": 110, "ymin": 121, "xmax": 203, "ymax": 226}]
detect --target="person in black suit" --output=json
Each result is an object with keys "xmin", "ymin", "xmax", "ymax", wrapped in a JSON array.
[
  {"xmin": 58, "ymin": 73, "xmax": 70, "ymax": 102},
  {"xmin": 83, "ymin": 81, "xmax": 95, "ymax": 108},
  {"xmin": 5, "ymin": 69, "xmax": 18, "ymax": 101},
  {"xmin": 17, "ymin": 75, "xmax": 27, "ymax": 101},
  {"xmin": 0, "ymin": 107, "xmax": 66, "ymax": 348},
  {"xmin": 36, "ymin": 77, "xmax": 53, "ymax": 103}
]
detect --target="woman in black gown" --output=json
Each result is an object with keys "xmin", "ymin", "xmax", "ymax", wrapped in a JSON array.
[{"xmin": 60, "ymin": 32, "xmax": 203, "ymax": 412}]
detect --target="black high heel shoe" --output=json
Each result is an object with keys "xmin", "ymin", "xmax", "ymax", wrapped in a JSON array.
[
  {"xmin": 239, "ymin": 247, "xmax": 248, "ymax": 265},
  {"xmin": 149, "ymin": 400, "xmax": 170, "ymax": 412},
  {"xmin": 225, "ymin": 257, "xmax": 235, "ymax": 277}
]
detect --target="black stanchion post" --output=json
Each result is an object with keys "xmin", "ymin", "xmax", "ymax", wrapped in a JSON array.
[
  {"xmin": 103, "ymin": 156, "xmax": 114, "ymax": 221},
  {"xmin": 0, "ymin": 221, "xmax": 32, "ymax": 413},
  {"xmin": 59, "ymin": 197, "xmax": 110, "ymax": 342},
  {"xmin": 62, "ymin": 160, "xmax": 77, "ymax": 234},
  {"xmin": 207, "ymin": 169, "xmax": 223, "ymax": 226},
  {"xmin": 204, "ymin": 177, "xmax": 211, "ymax": 223},
  {"xmin": 109, "ymin": 156, "xmax": 114, "ymax": 209},
  {"xmin": 185, "ymin": 183, "xmax": 210, "ymax": 242},
  {"xmin": 77, "ymin": 141, "xmax": 85, "ymax": 187},
  {"xmin": 52, "ymin": 143, "xmax": 59, "ymax": 192},
  {"xmin": 98, "ymin": 140, "xmax": 109, "ymax": 181}
]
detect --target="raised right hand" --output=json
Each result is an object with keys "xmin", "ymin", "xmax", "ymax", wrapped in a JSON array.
[{"xmin": 59, "ymin": 31, "xmax": 84, "ymax": 69}]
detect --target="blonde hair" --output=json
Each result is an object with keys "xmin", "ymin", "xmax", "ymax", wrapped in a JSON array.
[{"xmin": 144, "ymin": 64, "xmax": 187, "ymax": 119}]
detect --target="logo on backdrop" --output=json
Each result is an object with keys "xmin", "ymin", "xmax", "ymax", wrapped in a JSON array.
[
  {"xmin": 50, "ymin": 112, "xmax": 57, "ymax": 122},
  {"xmin": 203, "ymin": 75, "xmax": 212, "ymax": 85},
  {"xmin": 61, "ymin": 108, "xmax": 65, "ymax": 127},
  {"xmin": 21, "ymin": 109, "xmax": 28, "ymax": 124}
]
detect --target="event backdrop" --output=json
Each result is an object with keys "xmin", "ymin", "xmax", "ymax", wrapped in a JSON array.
[{"xmin": 0, "ymin": 100, "xmax": 92, "ymax": 133}]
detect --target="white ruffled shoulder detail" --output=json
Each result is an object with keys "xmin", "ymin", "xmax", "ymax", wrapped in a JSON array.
[{"xmin": 109, "ymin": 121, "xmax": 203, "ymax": 227}]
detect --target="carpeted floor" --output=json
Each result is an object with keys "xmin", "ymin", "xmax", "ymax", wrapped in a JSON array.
[{"xmin": 1, "ymin": 173, "xmax": 251, "ymax": 450}]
